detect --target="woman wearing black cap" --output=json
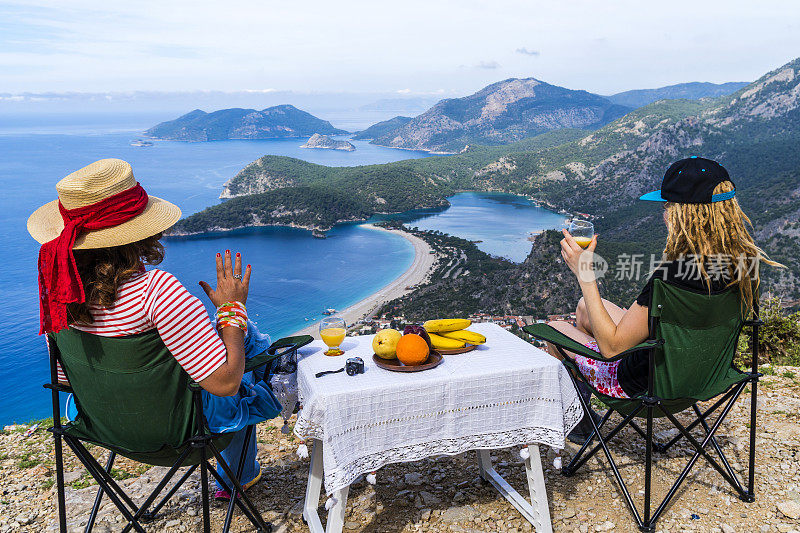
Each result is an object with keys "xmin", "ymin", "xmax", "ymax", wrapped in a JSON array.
[{"xmin": 547, "ymin": 157, "xmax": 780, "ymax": 442}]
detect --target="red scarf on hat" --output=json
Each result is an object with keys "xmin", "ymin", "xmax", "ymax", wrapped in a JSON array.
[{"xmin": 38, "ymin": 184, "xmax": 149, "ymax": 334}]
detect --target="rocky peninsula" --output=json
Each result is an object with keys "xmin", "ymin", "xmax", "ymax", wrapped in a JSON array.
[{"xmin": 300, "ymin": 133, "xmax": 355, "ymax": 151}]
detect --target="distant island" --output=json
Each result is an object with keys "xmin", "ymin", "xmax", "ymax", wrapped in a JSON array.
[
  {"xmin": 301, "ymin": 133, "xmax": 355, "ymax": 151},
  {"xmin": 145, "ymin": 104, "xmax": 347, "ymax": 141}
]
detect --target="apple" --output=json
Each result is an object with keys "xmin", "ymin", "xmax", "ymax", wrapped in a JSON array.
[
  {"xmin": 372, "ymin": 328, "xmax": 402, "ymax": 359},
  {"xmin": 403, "ymin": 324, "xmax": 433, "ymax": 350}
]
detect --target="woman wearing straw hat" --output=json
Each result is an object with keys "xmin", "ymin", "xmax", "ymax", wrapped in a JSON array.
[{"xmin": 28, "ymin": 158, "xmax": 279, "ymax": 499}]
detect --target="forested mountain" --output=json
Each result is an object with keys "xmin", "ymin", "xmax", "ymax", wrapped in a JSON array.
[
  {"xmin": 173, "ymin": 57, "xmax": 800, "ymax": 299},
  {"xmin": 145, "ymin": 104, "xmax": 346, "ymax": 141},
  {"xmin": 368, "ymin": 78, "xmax": 631, "ymax": 152},
  {"xmin": 352, "ymin": 116, "xmax": 412, "ymax": 140},
  {"xmin": 607, "ymin": 81, "xmax": 749, "ymax": 108}
]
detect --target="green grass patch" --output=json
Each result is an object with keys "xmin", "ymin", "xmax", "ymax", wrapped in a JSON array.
[
  {"xmin": 16, "ymin": 453, "xmax": 41, "ymax": 469},
  {"xmin": 69, "ymin": 476, "xmax": 95, "ymax": 490},
  {"xmin": 111, "ymin": 468, "xmax": 136, "ymax": 481}
]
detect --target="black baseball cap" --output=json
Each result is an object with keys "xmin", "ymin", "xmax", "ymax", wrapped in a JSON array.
[{"xmin": 639, "ymin": 156, "xmax": 736, "ymax": 204}]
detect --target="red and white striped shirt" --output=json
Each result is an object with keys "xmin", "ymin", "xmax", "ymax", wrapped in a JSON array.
[{"xmin": 56, "ymin": 269, "xmax": 227, "ymax": 383}]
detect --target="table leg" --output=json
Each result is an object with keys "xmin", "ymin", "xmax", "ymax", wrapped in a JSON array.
[
  {"xmin": 303, "ymin": 440, "xmax": 324, "ymax": 532},
  {"xmin": 302, "ymin": 439, "xmax": 350, "ymax": 533},
  {"xmin": 524, "ymin": 444, "xmax": 553, "ymax": 533},
  {"xmin": 324, "ymin": 485, "xmax": 349, "ymax": 533},
  {"xmin": 476, "ymin": 446, "xmax": 552, "ymax": 533}
]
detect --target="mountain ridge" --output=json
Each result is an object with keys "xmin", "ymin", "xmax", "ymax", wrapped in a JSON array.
[
  {"xmin": 368, "ymin": 78, "xmax": 631, "ymax": 152},
  {"xmin": 607, "ymin": 81, "xmax": 749, "ymax": 108}
]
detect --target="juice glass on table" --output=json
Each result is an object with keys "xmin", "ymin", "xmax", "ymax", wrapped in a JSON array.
[
  {"xmin": 568, "ymin": 219, "xmax": 594, "ymax": 248},
  {"xmin": 320, "ymin": 316, "xmax": 346, "ymax": 356}
]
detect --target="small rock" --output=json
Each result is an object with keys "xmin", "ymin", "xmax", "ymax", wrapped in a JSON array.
[
  {"xmin": 419, "ymin": 491, "xmax": 441, "ymax": 506},
  {"xmin": 779, "ymin": 500, "xmax": 800, "ymax": 520},
  {"xmin": 166, "ymin": 519, "xmax": 181, "ymax": 528},
  {"xmin": 594, "ymin": 521, "xmax": 615, "ymax": 531},
  {"xmin": 440, "ymin": 505, "xmax": 478, "ymax": 523},
  {"xmin": 344, "ymin": 522, "xmax": 359, "ymax": 530},
  {"xmin": 720, "ymin": 524, "xmax": 735, "ymax": 533},
  {"xmin": 63, "ymin": 471, "xmax": 84, "ymax": 484},
  {"xmin": 405, "ymin": 472, "xmax": 423, "ymax": 486}
]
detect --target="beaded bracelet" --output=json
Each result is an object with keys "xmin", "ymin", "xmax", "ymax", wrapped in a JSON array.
[{"xmin": 216, "ymin": 301, "xmax": 248, "ymax": 334}]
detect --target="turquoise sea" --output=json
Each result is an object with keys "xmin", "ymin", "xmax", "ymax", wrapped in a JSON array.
[
  {"xmin": 382, "ymin": 192, "xmax": 567, "ymax": 262},
  {"xmin": 0, "ymin": 113, "xmax": 563, "ymax": 425}
]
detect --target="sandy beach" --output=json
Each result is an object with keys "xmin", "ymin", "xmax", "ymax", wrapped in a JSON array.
[{"xmin": 292, "ymin": 224, "xmax": 435, "ymax": 337}]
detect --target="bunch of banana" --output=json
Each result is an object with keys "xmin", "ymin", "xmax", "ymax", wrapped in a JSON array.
[
  {"xmin": 423, "ymin": 319, "xmax": 471, "ymax": 333},
  {"xmin": 423, "ymin": 319, "xmax": 487, "ymax": 349}
]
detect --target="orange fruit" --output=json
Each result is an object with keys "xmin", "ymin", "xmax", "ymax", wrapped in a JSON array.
[{"xmin": 396, "ymin": 333, "xmax": 430, "ymax": 366}]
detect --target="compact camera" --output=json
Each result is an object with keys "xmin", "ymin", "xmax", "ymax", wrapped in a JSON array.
[
  {"xmin": 345, "ymin": 357, "xmax": 365, "ymax": 376},
  {"xmin": 315, "ymin": 356, "xmax": 365, "ymax": 378}
]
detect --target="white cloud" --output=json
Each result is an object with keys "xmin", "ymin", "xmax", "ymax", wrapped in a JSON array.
[
  {"xmin": 476, "ymin": 61, "xmax": 501, "ymax": 70},
  {"xmin": 515, "ymin": 47, "xmax": 540, "ymax": 57}
]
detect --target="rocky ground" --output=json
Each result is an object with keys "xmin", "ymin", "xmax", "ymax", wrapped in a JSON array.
[{"xmin": 1, "ymin": 366, "xmax": 798, "ymax": 533}]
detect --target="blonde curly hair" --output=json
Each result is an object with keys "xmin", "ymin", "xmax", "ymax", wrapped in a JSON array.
[{"xmin": 663, "ymin": 181, "xmax": 781, "ymax": 312}]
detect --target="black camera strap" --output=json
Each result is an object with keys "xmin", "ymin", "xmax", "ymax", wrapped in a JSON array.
[{"xmin": 315, "ymin": 367, "xmax": 345, "ymax": 378}]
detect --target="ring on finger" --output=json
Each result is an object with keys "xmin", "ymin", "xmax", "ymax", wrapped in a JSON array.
[{"xmin": 233, "ymin": 274, "xmax": 243, "ymax": 280}]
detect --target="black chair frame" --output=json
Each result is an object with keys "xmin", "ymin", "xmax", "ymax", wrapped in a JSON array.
[
  {"xmin": 46, "ymin": 339, "xmax": 308, "ymax": 533},
  {"xmin": 539, "ymin": 305, "xmax": 761, "ymax": 532}
]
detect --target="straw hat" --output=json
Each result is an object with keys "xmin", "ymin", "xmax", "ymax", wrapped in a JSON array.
[{"xmin": 27, "ymin": 158, "xmax": 182, "ymax": 249}]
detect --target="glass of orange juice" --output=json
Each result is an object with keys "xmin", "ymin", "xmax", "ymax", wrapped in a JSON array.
[
  {"xmin": 569, "ymin": 219, "xmax": 594, "ymax": 248},
  {"xmin": 320, "ymin": 316, "xmax": 346, "ymax": 356}
]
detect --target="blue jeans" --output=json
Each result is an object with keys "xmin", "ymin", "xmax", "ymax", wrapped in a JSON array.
[
  {"xmin": 216, "ymin": 424, "xmax": 260, "ymax": 490},
  {"xmin": 204, "ymin": 320, "xmax": 279, "ymax": 490}
]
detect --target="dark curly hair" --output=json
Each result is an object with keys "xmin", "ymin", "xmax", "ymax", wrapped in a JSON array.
[{"xmin": 67, "ymin": 234, "xmax": 165, "ymax": 324}]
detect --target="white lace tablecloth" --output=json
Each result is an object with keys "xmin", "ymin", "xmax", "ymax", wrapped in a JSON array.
[{"xmin": 294, "ymin": 322, "xmax": 582, "ymax": 495}]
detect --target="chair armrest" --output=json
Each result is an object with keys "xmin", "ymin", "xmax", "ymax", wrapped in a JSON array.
[
  {"xmin": 43, "ymin": 382, "xmax": 73, "ymax": 393},
  {"xmin": 522, "ymin": 323, "xmax": 662, "ymax": 362},
  {"xmin": 244, "ymin": 334, "xmax": 314, "ymax": 373}
]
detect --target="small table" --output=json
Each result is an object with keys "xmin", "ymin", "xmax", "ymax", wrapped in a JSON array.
[{"xmin": 294, "ymin": 323, "xmax": 581, "ymax": 533}]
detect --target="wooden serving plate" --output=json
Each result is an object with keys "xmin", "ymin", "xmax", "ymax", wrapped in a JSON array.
[
  {"xmin": 436, "ymin": 344, "xmax": 479, "ymax": 355},
  {"xmin": 372, "ymin": 352, "xmax": 443, "ymax": 372}
]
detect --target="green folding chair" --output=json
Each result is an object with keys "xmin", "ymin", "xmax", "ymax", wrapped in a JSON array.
[
  {"xmin": 45, "ymin": 328, "xmax": 313, "ymax": 533},
  {"xmin": 523, "ymin": 279, "xmax": 761, "ymax": 532}
]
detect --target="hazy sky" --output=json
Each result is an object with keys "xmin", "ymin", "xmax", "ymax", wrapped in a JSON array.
[{"xmin": 2, "ymin": 0, "xmax": 799, "ymax": 96}]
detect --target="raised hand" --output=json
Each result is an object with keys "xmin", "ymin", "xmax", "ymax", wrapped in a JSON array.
[{"xmin": 199, "ymin": 249, "xmax": 251, "ymax": 307}]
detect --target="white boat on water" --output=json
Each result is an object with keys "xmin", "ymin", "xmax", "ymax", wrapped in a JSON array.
[
  {"xmin": 130, "ymin": 139, "xmax": 154, "ymax": 147},
  {"xmin": 322, "ymin": 308, "xmax": 336, "ymax": 315}
]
